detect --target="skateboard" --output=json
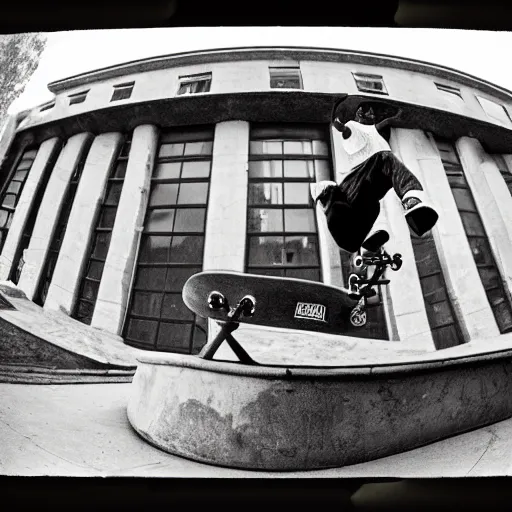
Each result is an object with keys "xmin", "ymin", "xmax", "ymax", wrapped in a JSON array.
[
  {"xmin": 346, "ymin": 241, "xmax": 402, "ymax": 327},
  {"xmin": 331, "ymin": 94, "xmax": 401, "ymax": 125},
  {"xmin": 182, "ymin": 266, "xmax": 400, "ymax": 363}
]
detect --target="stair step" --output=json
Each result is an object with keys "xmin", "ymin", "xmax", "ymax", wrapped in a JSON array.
[{"xmin": 0, "ymin": 365, "xmax": 136, "ymax": 384}]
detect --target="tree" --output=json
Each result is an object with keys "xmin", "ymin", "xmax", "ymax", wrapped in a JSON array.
[{"xmin": 0, "ymin": 33, "xmax": 47, "ymax": 125}]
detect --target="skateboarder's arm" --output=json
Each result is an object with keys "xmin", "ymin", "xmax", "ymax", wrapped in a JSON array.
[{"xmin": 332, "ymin": 117, "xmax": 352, "ymax": 139}]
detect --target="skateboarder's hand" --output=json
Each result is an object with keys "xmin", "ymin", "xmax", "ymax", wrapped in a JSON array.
[{"xmin": 332, "ymin": 117, "xmax": 351, "ymax": 138}]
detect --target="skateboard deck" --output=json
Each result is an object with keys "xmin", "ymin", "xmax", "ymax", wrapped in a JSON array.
[
  {"xmin": 183, "ymin": 271, "xmax": 359, "ymax": 337},
  {"xmin": 332, "ymin": 95, "xmax": 401, "ymax": 125}
]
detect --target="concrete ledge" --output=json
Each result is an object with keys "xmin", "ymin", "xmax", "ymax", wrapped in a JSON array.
[{"xmin": 128, "ymin": 348, "xmax": 512, "ymax": 470}]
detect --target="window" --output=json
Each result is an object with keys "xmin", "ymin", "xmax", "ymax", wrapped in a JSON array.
[
  {"xmin": 111, "ymin": 82, "xmax": 135, "ymax": 102},
  {"xmin": 68, "ymin": 90, "xmax": 89, "ymax": 105},
  {"xmin": 269, "ymin": 67, "xmax": 303, "ymax": 89},
  {"xmin": 352, "ymin": 72, "xmax": 388, "ymax": 95},
  {"xmin": 177, "ymin": 73, "xmax": 211, "ymax": 95},
  {"xmin": 33, "ymin": 139, "xmax": 92, "ymax": 305},
  {"xmin": 123, "ymin": 126, "xmax": 213, "ymax": 354},
  {"xmin": 409, "ymin": 229, "xmax": 464, "ymax": 349},
  {"xmin": 40, "ymin": 101, "xmax": 55, "ymax": 112},
  {"xmin": 247, "ymin": 124, "xmax": 325, "ymax": 282},
  {"xmin": 435, "ymin": 82, "xmax": 463, "ymax": 99},
  {"xmin": 476, "ymin": 95, "xmax": 511, "ymax": 125},
  {"xmin": 434, "ymin": 137, "xmax": 512, "ymax": 333},
  {"xmin": 72, "ymin": 136, "xmax": 132, "ymax": 325},
  {"xmin": 9, "ymin": 139, "xmax": 67, "ymax": 285},
  {"xmin": 492, "ymin": 154, "xmax": 512, "ymax": 195},
  {"xmin": 0, "ymin": 147, "xmax": 40, "ymax": 254}
]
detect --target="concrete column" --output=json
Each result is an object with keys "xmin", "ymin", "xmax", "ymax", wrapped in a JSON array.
[
  {"xmin": 0, "ymin": 137, "xmax": 61, "ymax": 281},
  {"xmin": 44, "ymin": 133, "xmax": 124, "ymax": 315},
  {"xmin": 456, "ymin": 137, "xmax": 512, "ymax": 303},
  {"xmin": 91, "ymin": 125, "xmax": 158, "ymax": 334},
  {"xmin": 381, "ymin": 185, "xmax": 434, "ymax": 350},
  {"xmin": 203, "ymin": 121, "xmax": 249, "ymax": 271},
  {"xmin": 316, "ymin": 134, "xmax": 342, "ymax": 287},
  {"xmin": 393, "ymin": 129, "xmax": 499, "ymax": 340},
  {"xmin": 17, "ymin": 133, "xmax": 93, "ymax": 300}
]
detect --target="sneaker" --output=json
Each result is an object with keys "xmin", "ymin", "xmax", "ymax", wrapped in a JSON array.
[
  {"xmin": 402, "ymin": 190, "xmax": 439, "ymax": 236},
  {"xmin": 310, "ymin": 181, "xmax": 337, "ymax": 206},
  {"xmin": 361, "ymin": 229, "xmax": 389, "ymax": 253}
]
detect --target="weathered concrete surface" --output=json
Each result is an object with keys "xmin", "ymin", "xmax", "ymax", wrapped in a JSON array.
[
  {"xmin": 128, "ymin": 344, "xmax": 512, "ymax": 470},
  {"xmin": 203, "ymin": 121, "xmax": 249, "ymax": 272},
  {"xmin": 4, "ymin": 382, "xmax": 512, "ymax": 477},
  {"xmin": 0, "ymin": 282, "xmax": 137, "ymax": 369}
]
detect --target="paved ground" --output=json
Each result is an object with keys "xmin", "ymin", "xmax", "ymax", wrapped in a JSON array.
[{"xmin": 1, "ymin": 382, "xmax": 512, "ymax": 477}]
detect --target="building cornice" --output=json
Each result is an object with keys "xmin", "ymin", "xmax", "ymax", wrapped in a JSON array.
[{"xmin": 47, "ymin": 46, "xmax": 512, "ymax": 102}]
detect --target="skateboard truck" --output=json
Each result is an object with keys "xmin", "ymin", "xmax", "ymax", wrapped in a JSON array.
[
  {"xmin": 202, "ymin": 292, "xmax": 258, "ymax": 364},
  {"xmin": 348, "ymin": 249, "xmax": 403, "ymax": 327},
  {"xmin": 228, "ymin": 295, "xmax": 256, "ymax": 321}
]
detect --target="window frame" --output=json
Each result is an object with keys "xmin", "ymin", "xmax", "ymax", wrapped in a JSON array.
[
  {"xmin": 122, "ymin": 128, "xmax": 214, "ymax": 354},
  {"xmin": 352, "ymin": 72, "xmax": 388, "ymax": 95},
  {"xmin": 476, "ymin": 95, "xmax": 512, "ymax": 125},
  {"xmin": 110, "ymin": 81, "xmax": 135, "ymax": 102},
  {"xmin": 435, "ymin": 82, "xmax": 463, "ymax": 100},
  {"xmin": 68, "ymin": 90, "xmax": 89, "ymax": 105},
  {"xmin": 246, "ymin": 131, "xmax": 325, "ymax": 282},
  {"xmin": 176, "ymin": 73, "xmax": 212, "ymax": 96},
  {"xmin": 0, "ymin": 146, "xmax": 40, "ymax": 254},
  {"xmin": 268, "ymin": 66, "xmax": 304, "ymax": 90}
]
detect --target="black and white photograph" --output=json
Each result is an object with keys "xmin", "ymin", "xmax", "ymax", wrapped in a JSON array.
[{"xmin": 2, "ymin": 25, "xmax": 512, "ymax": 483}]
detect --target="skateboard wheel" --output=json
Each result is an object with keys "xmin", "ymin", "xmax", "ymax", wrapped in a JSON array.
[
  {"xmin": 350, "ymin": 308, "xmax": 367, "ymax": 327},
  {"xmin": 353, "ymin": 255, "xmax": 363, "ymax": 268},
  {"xmin": 240, "ymin": 295, "xmax": 256, "ymax": 317},
  {"xmin": 208, "ymin": 291, "xmax": 226, "ymax": 310},
  {"xmin": 391, "ymin": 253, "xmax": 403, "ymax": 271},
  {"xmin": 348, "ymin": 274, "xmax": 360, "ymax": 293}
]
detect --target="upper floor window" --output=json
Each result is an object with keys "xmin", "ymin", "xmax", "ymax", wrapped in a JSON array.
[
  {"xmin": 352, "ymin": 72, "xmax": 388, "ymax": 95},
  {"xmin": 40, "ymin": 101, "xmax": 55, "ymax": 112},
  {"xmin": 435, "ymin": 82, "xmax": 463, "ymax": 100},
  {"xmin": 68, "ymin": 90, "xmax": 89, "ymax": 105},
  {"xmin": 177, "ymin": 73, "xmax": 212, "ymax": 95},
  {"xmin": 476, "ymin": 95, "xmax": 512, "ymax": 126},
  {"xmin": 111, "ymin": 81, "xmax": 135, "ymax": 102},
  {"xmin": 269, "ymin": 67, "xmax": 303, "ymax": 89}
]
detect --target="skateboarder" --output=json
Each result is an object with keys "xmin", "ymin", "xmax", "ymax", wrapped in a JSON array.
[{"xmin": 310, "ymin": 102, "xmax": 439, "ymax": 254}]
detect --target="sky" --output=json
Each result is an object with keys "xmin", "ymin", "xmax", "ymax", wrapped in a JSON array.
[{"xmin": 9, "ymin": 26, "xmax": 512, "ymax": 114}]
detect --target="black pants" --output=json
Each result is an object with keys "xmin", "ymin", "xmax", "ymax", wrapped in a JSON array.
[{"xmin": 322, "ymin": 151, "xmax": 423, "ymax": 253}]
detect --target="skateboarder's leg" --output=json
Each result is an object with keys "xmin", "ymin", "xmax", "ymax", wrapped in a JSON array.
[
  {"xmin": 381, "ymin": 152, "xmax": 439, "ymax": 236},
  {"xmin": 324, "ymin": 190, "xmax": 381, "ymax": 253},
  {"xmin": 366, "ymin": 151, "xmax": 439, "ymax": 237}
]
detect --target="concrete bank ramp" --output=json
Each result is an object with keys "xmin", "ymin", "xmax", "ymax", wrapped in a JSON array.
[{"xmin": 0, "ymin": 283, "xmax": 138, "ymax": 382}]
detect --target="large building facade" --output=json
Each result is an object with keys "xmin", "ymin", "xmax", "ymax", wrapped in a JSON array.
[{"xmin": 1, "ymin": 46, "xmax": 512, "ymax": 356}]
